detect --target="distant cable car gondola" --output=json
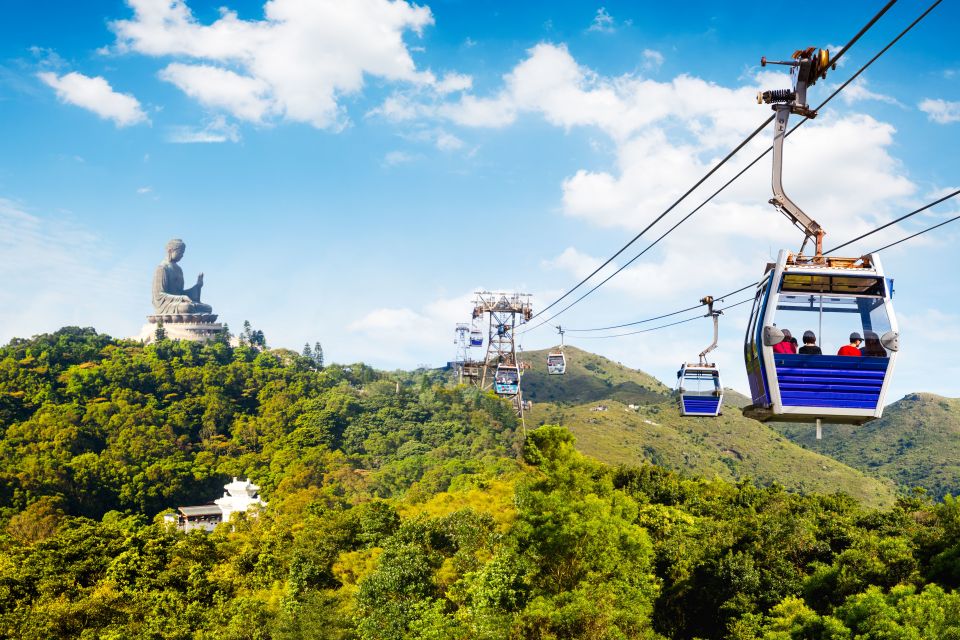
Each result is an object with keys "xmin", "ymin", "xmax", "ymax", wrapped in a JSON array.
[
  {"xmin": 469, "ymin": 329, "xmax": 483, "ymax": 347},
  {"xmin": 494, "ymin": 364, "xmax": 520, "ymax": 396},
  {"xmin": 743, "ymin": 47, "xmax": 899, "ymax": 433},
  {"xmin": 677, "ymin": 296, "xmax": 724, "ymax": 417},
  {"xmin": 547, "ymin": 325, "xmax": 567, "ymax": 375}
]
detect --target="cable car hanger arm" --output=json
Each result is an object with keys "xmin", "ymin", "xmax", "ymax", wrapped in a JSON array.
[
  {"xmin": 698, "ymin": 296, "xmax": 721, "ymax": 366},
  {"xmin": 759, "ymin": 47, "xmax": 834, "ymax": 258}
]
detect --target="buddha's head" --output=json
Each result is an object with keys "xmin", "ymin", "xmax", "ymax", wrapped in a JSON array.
[{"xmin": 166, "ymin": 238, "xmax": 186, "ymax": 262}]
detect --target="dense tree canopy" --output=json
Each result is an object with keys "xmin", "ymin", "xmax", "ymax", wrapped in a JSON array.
[{"xmin": 1, "ymin": 328, "xmax": 959, "ymax": 638}]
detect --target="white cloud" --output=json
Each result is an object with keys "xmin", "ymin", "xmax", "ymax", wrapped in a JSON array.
[
  {"xmin": 383, "ymin": 150, "xmax": 416, "ymax": 166},
  {"xmin": 919, "ymin": 98, "xmax": 960, "ymax": 124},
  {"xmin": 167, "ymin": 115, "xmax": 241, "ymax": 143},
  {"xmin": 136, "ymin": 186, "xmax": 152, "ymax": 194},
  {"xmin": 836, "ymin": 78, "xmax": 902, "ymax": 107},
  {"xmin": 159, "ymin": 63, "xmax": 271, "ymax": 122},
  {"xmin": 641, "ymin": 49, "xmax": 664, "ymax": 72},
  {"xmin": 347, "ymin": 292, "xmax": 478, "ymax": 365},
  {"xmin": 588, "ymin": 7, "xmax": 615, "ymax": 33},
  {"xmin": 38, "ymin": 71, "xmax": 148, "ymax": 127},
  {"xmin": 435, "ymin": 131, "xmax": 464, "ymax": 151},
  {"xmin": 435, "ymin": 72, "xmax": 473, "ymax": 95},
  {"xmin": 111, "ymin": 0, "xmax": 436, "ymax": 129}
]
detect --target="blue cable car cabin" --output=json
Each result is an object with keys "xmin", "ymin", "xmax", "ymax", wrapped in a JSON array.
[
  {"xmin": 677, "ymin": 364, "xmax": 723, "ymax": 416},
  {"xmin": 469, "ymin": 330, "xmax": 483, "ymax": 347},
  {"xmin": 493, "ymin": 364, "xmax": 520, "ymax": 396},
  {"xmin": 546, "ymin": 352, "xmax": 566, "ymax": 375},
  {"xmin": 743, "ymin": 250, "xmax": 899, "ymax": 424}
]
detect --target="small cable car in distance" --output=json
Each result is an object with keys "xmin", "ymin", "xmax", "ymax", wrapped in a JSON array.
[
  {"xmin": 677, "ymin": 296, "xmax": 724, "ymax": 417},
  {"xmin": 469, "ymin": 328, "xmax": 483, "ymax": 347},
  {"xmin": 547, "ymin": 325, "xmax": 567, "ymax": 375},
  {"xmin": 494, "ymin": 363, "xmax": 520, "ymax": 396},
  {"xmin": 743, "ymin": 46, "xmax": 899, "ymax": 432}
]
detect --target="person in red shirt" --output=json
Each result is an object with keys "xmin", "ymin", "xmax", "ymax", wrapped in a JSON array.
[
  {"xmin": 837, "ymin": 332, "xmax": 863, "ymax": 356},
  {"xmin": 773, "ymin": 329, "xmax": 797, "ymax": 354}
]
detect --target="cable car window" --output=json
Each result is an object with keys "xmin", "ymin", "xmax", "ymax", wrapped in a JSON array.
[
  {"xmin": 680, "ymin": 370, "xmax": 720, "ymax": 397},
  {"xmin": 780, "ymin": 274, "xmax": 885, "ymax": 296},
  {"xmin": 773, "ymin": 294, "xmax": 891, "ymax": 357}
]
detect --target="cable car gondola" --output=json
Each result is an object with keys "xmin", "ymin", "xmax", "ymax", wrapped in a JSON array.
[
  {"xmin": 743, "ymin": 46, "xmax": 899, "ymax": 428},
  {"xmin": 547, "ymin": 325, "xmax": 567, "ymax": 375},
  {"xmin": 677, "ymin": 296, "xmax": 724, "ymax": 417},
  {"xmin": 469, "ymin": 329, "xmax": 483, "ymax": 347},
  {"xmin": 493, "ymin": 364, "xmax": 520, "ymax": 396},
  {"xmin": 743, "ymin": 251, "xmax": 898, "ymax": 425}
]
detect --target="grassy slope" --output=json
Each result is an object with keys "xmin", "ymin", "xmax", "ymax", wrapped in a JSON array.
[
  {"xmin": 769, "ymin": 393, "xmax": 960, "ymax": 500},
  {"xmin": 520, "ymin": 346, "xmax": 897, "ymax": 508},
  {"xmin": 520, "ymin": 345, "xmax": 669, "ymax": 404}
]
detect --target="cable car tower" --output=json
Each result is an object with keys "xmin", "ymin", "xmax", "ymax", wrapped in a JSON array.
[
  {"xmin": 472, "ymin": 291, "xmax": 533, "ymax": 416},
  {"xmin": 743, "ymin": 46, "xmax": 900, "ymax": 433},
  {"xmin": 453, "ymin": 323, "xmax": 481, "ymax": 384}
]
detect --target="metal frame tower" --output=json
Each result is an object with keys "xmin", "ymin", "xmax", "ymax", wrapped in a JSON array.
[
  {"xmin": 471, "ymin": 291, "xmax": 533, "ymax": 416},
  {"xmin": 453, "ymin": 323, "xmax": 470, "ymax": 384}
]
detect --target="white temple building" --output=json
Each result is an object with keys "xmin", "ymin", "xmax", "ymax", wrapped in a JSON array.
[{"xmin": 164, "ymin": 477, "xmax": 266, "ymax": 532}]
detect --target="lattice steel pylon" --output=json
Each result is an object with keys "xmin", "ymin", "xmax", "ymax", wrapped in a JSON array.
[
  {"xmin": 472, "ymin": 291, "xmax": 533, "ymax": 420},
  {"xmin": 452, "ymin": 323, "xmax": 481, "ymax": 384}
]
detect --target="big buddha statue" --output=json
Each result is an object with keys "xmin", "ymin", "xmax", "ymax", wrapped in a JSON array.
[{"xmin": 150, "ymin": 238, "xmax": 216, "ymax": 321}]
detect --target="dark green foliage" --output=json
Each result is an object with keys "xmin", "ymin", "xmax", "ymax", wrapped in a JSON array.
[{"xmin": 1, "ymin": 329, "xmax": 959, "ymax": 639}]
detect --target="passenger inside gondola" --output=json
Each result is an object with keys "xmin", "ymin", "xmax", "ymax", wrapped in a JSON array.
[
  {"xmin": 798, "ymin": 330, "xmax": 822, "ymax": 355},
  {"xmin": 773, "ymin": 329, "xmax": 797, "ymax": 354},
  {"xmin": 861, "ymin": 331, "xmax": 888, "ymax": 357},
  {"xmin": 837, "ymin": 332, "xmax": 863, "ymax": 356}
]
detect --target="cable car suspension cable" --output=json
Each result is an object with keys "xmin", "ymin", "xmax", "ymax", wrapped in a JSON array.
[
  {"xmin": 520, "ymin": 0, "xmax": 939, "ymax": 336},
  {"xmin": 561, "ymin": 188, "xmax": 960, "ymax": 337}
]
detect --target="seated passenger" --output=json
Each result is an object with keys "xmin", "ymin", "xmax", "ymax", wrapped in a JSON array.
[
  {"xmin": 837, "ymin": 332, "xmax": 863, "ymax": 356},
  {"xmin": 773, "ymin": 329, "xmax": 797, "ymax": 354},
  {"xmin": 861, "ymin": 331, "xmax": 887, "ymax": 357},
  {"xmin": 798, "ymin": 330, "xmax": 822, "ymax": 355}
]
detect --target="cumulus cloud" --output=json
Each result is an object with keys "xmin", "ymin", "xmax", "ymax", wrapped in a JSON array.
[
  {"xmin": 38, "ymin": 71, "xmax": 148, "ymax": 127},
  {"xmin": 111, "ymin": 0, "xmax": 436, "ymax": 129},
  {"xmin": 919, "ymin": 98, "xmax": 960, "ymax": 124}
]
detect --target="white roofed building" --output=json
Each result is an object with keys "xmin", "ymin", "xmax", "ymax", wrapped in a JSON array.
[{"xmin": 164, "ymin": 477, "xmax": 266, "ymax": 532}]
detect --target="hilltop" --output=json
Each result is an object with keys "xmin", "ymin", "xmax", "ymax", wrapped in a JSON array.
[
  {"xmin": 770, "ymin": 392, "xmax": 960, "ymax": 499},
  {"xmin": 519, "ymin": 345, "xmax": 669, "ymax": 404},
  {"xmin": 519, "ymin": 347, "xmax": 898, "ymax": 507}
]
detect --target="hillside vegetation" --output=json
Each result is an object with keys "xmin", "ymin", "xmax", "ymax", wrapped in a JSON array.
[
  {"xmin": 520, "ymin": 346, "xmax": 669, "ymax": 405},
  {"xmin": 771, "ymin": 392, "xmax": 960, "ymax": 499},
  {"xmin": 3, "ymin": 329, "xmax": 960, "ymax": 639},
  {"xmin": 522, "ymin": 348, "xmax": 897, "ymax": 508}
]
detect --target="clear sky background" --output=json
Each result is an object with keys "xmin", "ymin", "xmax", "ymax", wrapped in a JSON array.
[{"xmin": 1, "ymin": 0, "xmax": 958, "ymax": 401}]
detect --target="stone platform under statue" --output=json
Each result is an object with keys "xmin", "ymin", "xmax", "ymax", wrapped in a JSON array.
[
  {"xmin": 135, "ymin": 238, "xmax": 224, "ymax": 344},
  {"xmin": 138, "ymin": 316, "xmax": 224, "ymax": 344}
]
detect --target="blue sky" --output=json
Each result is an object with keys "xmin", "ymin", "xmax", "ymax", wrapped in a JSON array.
[{"xmin": 1, "ymin": 0, "xmax": 958, "ymax": 400}]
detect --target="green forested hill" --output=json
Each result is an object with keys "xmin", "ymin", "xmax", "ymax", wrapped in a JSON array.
[
  {"xmin": 3, "ymin": 328, "xmax": 960, "ymax": 639},
  {"xmin": 770, "ymin": 393, "xmax": 960, "ymax": 499},
  {"xmin": 520, "ymin": 348, "xmax": 896, "ymax": 507}
]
